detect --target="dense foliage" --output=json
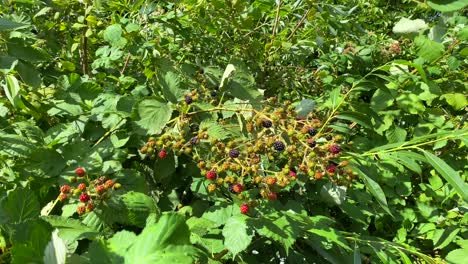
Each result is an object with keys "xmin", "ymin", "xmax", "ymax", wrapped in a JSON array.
[{"xmin": 0, "ymin": 0, "xmax": 467, "ymax": 263}]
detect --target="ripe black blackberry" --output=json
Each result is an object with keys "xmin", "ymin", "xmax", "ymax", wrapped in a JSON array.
[
  {"xmin": 210, "ymin": 91, "xmax": 217, "ymax": 97},
  {"xmin": 329, "ymin": 144, "xmax": 341, "ymax": 154},
  {"xmin": 307, "ymin": 139, "xmax": 316, "ymax": 148},
  {"xmin": 190, "ymin": 137, "xmax": 199, "ymax": 145},
  {"xmin": 273, "ymin": 141, "xmax": 285, "ymax": 151},
  {"xmin": 229, "ymin": 149, "xmax": 240, "ymax": 158},
  {"xmin": 307, "ymin": 128, "xmax": 317, "ymax": 136},
  {"xmin": 262, "ymin": 120, "xmax": 273, "ymax": 128},
  {"xmin": 184, "ymin": 95, "xmax": 193, "ymax": 104}
]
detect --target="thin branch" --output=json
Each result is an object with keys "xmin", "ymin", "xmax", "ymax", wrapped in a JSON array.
[
  {"xmin": 287, "ymin": 8, "xmax": 311, "ymax": 41},
  {"xmin": 272, "ymin": 0, "xmax": 282, "ymax": 36},
  {"xmin": 120, "ymin": 54, "xmax": 132, "ymax": 75}
]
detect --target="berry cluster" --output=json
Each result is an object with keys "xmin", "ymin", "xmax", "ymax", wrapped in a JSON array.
[
  {"xmin": 57, "ymin": 167, "xmax": 121, "ymax": 216},
  {"xmin": 141, "ymin": 97, "xmax": 355, "ymax": 214}
]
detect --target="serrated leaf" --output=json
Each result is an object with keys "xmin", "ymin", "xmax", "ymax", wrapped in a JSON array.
[
  {"xmin": 371, "ymin": 89, "xmax": 394, "ymax": 112},
  {"xmin": 352, "ymin": 166, "xmax": 393, "ymax": 216},
  {"xmin": 125, "ymin": 213, "xmax": 203, "ymax": 264},
  {"xmin": 160, "ymin": 71, "xmax": 184, "ymax": 104},
  {"xmin": 393, "ymin": 17, "xmax": 427, "ymax": 34},
  {"xmin": 414, "ymin": 36, "xmax": 444, "ymax": 62},
  {"xmin": 108, "ymin": 230, "xmax": 137, "ymax": 256},
  {"xmin": 0, "ymin": 17, "xmax": 27, "ymax": 31},
  {"xmin": 423, "ymin": 151, "xmax": 468, "ymax": 202},
  {"xmin": 427, "ymin": 0, "xmax": 468, "ymax": 12},
  {"xmin": 0, "ymin": 187, "xmax": 40, "ymax": 224},
  {"xmin": 386, "ymin": 126, "xmax": 407, "ymax": 143},
  {"xmin": 43, "ymin": 229, "xmax": 67, "ymax": 264},
  {"xmin": 296, "ymin": 99, "xmax": 316, "ymax": 118},
  {"xmin": 250, "ymin": 213, "xmax": 301, "ymax": 254},
  {"xmin": 440, "ymin": 93, "xmax": 468, "ymax": 110},
  {"xmin": 10, "ymin": 219, "xmax": 53, "ymax": 264},
  {"xmin": 104, "ymin": 24, "xmax": 127, "ymax": 48},
  {"xmin": 42, "ymin": 216, "xmax": 99, "ymax": 242},
  {"xmin": 136, "ymin": 98, "xmax": 173, "ymax": 135},
  {"xmin": 100, "ymin": 192, "xmax": 158, "ymax": 227},
  {"xmin": 200, "ymin": 120, "xmax": 230, "ymax": 140},
  {"xmin": 222, "ymin": 215, "xmax": 253, "ymax": 256},
  {"xmin": 202, "ymin": 203, "xmax": 235, "ymax": 227}
]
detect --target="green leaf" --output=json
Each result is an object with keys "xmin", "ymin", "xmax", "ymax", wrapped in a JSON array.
[
  {"xmin": 352, "ymin": 166, "xmax": 393, "ymax": 216},
  {"xmin": 220, "ymin": 64, "xmax": 236, "ymax": 88},
  {"xmin": 0, "ymin": 187, "xmax": 40, "ymax": 224},
  {"xmin": 433, "ymin": 227, "xmax": 460, "ymax": 249},
  {"xmin": 160, "ymin": 71, "xmax": 184, "ymax": 104},
  {"xmin": 353, "ymin": 243, "xmax": 361, "ymax": 264},
  {"xmin": 10, "ymin": 218, "xmax": 53, "ymax": 264},
  {"xmin": 446, "ymin": 248, "xmax": 468, "ymax": 264},
  {"xmin": 396, "ymin": 93, "xmax": 426, "ymax": 114},
  {"xmin": 386, "ymin": 126, "xmax": 407, "ymax": 143},
  {"xmin": 136, "ymin": 98, "xmax": 173, "ymax": 135},
  {"xmin": 295, "ymin": 99, "xmax": 316, "ymax": 118},
  {"xmin": 125, "ymin": 213, "xmax": 203, "ymax": 264},
  {"xmin": 329, "ymin": 87, "xmax": 343, "ymax": 109},
  {"xmin": 392, "ymin": 17, "xmax": 427, "ymax": 34},
  {"xmin": 222, "ymin": 215, "xmax": 253, "ymax": 256},
  {"xmin": 336, "ymin": 111, "xmax": 373, "ymax": 129},
  {"xmin": 423, "ymin": 151, "xmax": 468, "ymax": 202},
  {"xmin": 250, "ymin": 213, "xmax": 302, "ymax": 253},
  {"xmin": 202, "ymin": 203, "xmax": 235, "ymax": 227},
  {"xmin": 414, "ymin": 36, "xmax": 445, "ymax": 62},
  {"xmin": 4, "ymin": 74, "xmax": 22, "ymax": 108},
  {"xmin": 108, "ymin": 230, "xmax": 137, "ymax": 256},
  {"xmin": 200, "ymin": 120, "xmax": 231, "ymax": 140},
  {"xmin": 101, "ymin": 192, "xmax": 158, "ymax": 227},
  {"xmin": 371, "ymin": 89, "xmax": 394, "ymax": 112},
  {"xmin": 104, "ymin": 24, "xmax": 127, "ymax": 48},
  {"xmin": 43, "ymin": 229, "xmax": 67, "ymax": 264},
  {"xmin": 0, "ymin": 17, "xmax": 27, "ymax": 31},
  {"xmin": 427, "ymin": 0, "xmax": 468, "ymax": 12},
  {"xmin": 308, "ymin": 228, "xmax": 352, "ymax": 251},
  {"xmin": 42, "ymin": 215, "xmax": 99, "ymax": 243},
  {"xmin": 440, "ymin": 93, "xmax": 468, "ymax": 110}
]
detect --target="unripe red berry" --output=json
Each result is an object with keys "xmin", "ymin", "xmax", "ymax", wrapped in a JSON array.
[
  {"xmin": 95, "ymin": 185, "xmax": 106, "ymax": 195},
  {"xmin": 240, "ymin": 204, "xmax": 249, "ymax": 214},
  {"xmin": 76, "ymin": 205, "xmax": 86, "ymax": 215},
  {"xmin": 158, "ymin": 149, "xmax": 167, "ymax": 159},
  {"xmin": 265, "ymin": 177, "xmax": 276, "ymax": 185},
  {"xmin": 288, "ymin": 170, "xmax": 297, "ymax": 178},
  {"xmin": 326, "ymin": 164, "xmax": 337, "ymax": 174},
  {"xmin": 206, "ymin": 170, "xmax": 217, "ymax": 180},
  {"xmin": 268, "ymin": 192, "xmax": 278, "ymax": 200},
  {"xmin": 77, "ymin": 183, "xmax": 86, "ymax": 192},
  {"xmin": 232, "ymin": 183, "xmax": 243, "ymax": 193},
  {"xmin": 79, "ymin": 193, "xmax": 90, "ymax": 203},
  {"xmin": 104, "ymin": 179, "xmax": 114, "ymax": 189},
  {"xmin": 315, "ymin": 172, "xmax": 323, "ymax": 180},
  {"xmin": 86, "ymin": 202, "xmax": 95, "ymax": 212},
  {"xmin": 75, "ymin": 167, "xmax": 86, "ymax": 177},
  {"xmin": 113, "ymin": 183, "xmax": 122, "ymax": 190},
  {"xmin": 58, "ymin": 193, "xmax": 68, "ymax": 201},
  {"xmin": 60, "ymin": 185, "xmax": 71, "ymax": 194}
]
